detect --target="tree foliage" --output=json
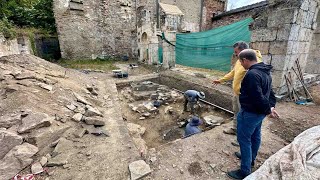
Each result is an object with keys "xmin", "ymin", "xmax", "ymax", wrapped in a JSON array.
[{"xmin": 0, "ymin": 0, "xmax": 56, "ymax": 34}]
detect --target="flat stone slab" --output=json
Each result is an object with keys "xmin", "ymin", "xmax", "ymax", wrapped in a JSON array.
[
  {"xmin": 73, "ymin": 92, "xmax": 92, "ymax": 106},
  {"xmin": 66, "ymin": 103, "xmax": 77, "ymax": 111},
  {"xmin": 203, "ymin": 115, "xmax": 224, "ymax": 126},
  {"xmin": 14, "ymin": 72, "xmax": 36, "ymax": 80},
  {"xmin": 72, "ymin": 113, "xmax": 83, "ymax": 122},
  {"xmin": 127, "ymin": 123, "xmax": 146, "ymax": 136},
  {"xmin": 83, "ymin": 116, "xmax": 105, "ymax": 126},
  {"xmin": 129, "ymin": 160, "xmax": 152, "ymax": 180},
  {"xmin": 31, "ymin": 162, "xmax": 43, "ymax": 174},
  {"xmin": 40, "ymin": 156, "xmax": 48, "ymax": 166},
  {"xmin": 47, "ymin": 153, "xmax": 69, "ymax": 167},
  {"xmin": 0, "ymin": 143, "xmax": 38, "ymax": 180},
  {"xmin": 0, "ymin": 130, "xmax": 23, "ymax": 159},
  {"xmin": 74, "ymin": 128, "xmax": 87, "ymax": 138},
  {"xmin": 0, "ymin": 114, "xmax": 21, "ymax": 128},
  {"xmin": 38, "ymin": 83, "xmax": 53, "ymax": 91},
  {"xmin": 18, "ymin": 112, "xmax": 52, "ymax": 133},
  {"xmin": 84, "ymin": 105, "xmax": 103, "ymax": 117},
  {"xmin": 52, "ymin": 138, "xmax": 73, "ymax": 157}
]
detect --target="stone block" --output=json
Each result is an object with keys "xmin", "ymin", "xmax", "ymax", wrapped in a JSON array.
[
  {"xmin": 69, "ymin": 2, "xmax": 84, "ymax": 11},
  {"xmin": 262, "ymin": 55, "xmax": 272, "ymax": 65},
  {"xmin": 0, "ymin": 114, "xmax": 21, "ymax": 128},
  {"xmin": 18, "ymin": 113, "xmax": 52, "ymax": 134},
  {"xmin": 84, "ymin": 105, "xmax": 103, "ymax": 117},
  {"xmin": 0, "ymin": 130, "xmax": 23, "ymax": 159},
  {"xmin": 271, "ymin": 55, "xmax": 286, "ymax": 71},
  {"xmin": 284, "ymin": 54, "xmax": 299, "ymax": 71},
  {"xmin": 0, "ymin": 143, "xmax": 38, "ymax": 180},
  {"xmin": 269, "ymin": 41, "xmax": 288, "ymax": 55},
  {"xmin": 73, "ymin": 92, "xmax": 92, "ymax": 106},
  {"xmin": 31, "ymin": 162, "xmax": 43, "ymax": 174},
  {"xmin": 304, "ymin": 29, "xmax": 313, "ymax": 42},
  {"xmin": 296, "ymin": 9, "xmax": 308, "ymax": 25},
  {"xmin": 300, "ymin": 0, "xmax": 310, "ymax": 11},
  {"xmin": 73, "ymin": 128, "xmax": 87, "ymax": 138},
  {"xmin": 47, "ymin": 153, "xmax": 69, "ymax": 167},
  {"xmin": 286, "ymin": 41, "xmax": 294, "ymax": 55},
  {"xmin": 251, "ymin": 29, "xmax": 277, "ymax": 42},
  {"xmin": 304, "ymin": 11, "xmax": 315, "ymax": 29},
  {"xmin": 72, "ymin": 113, "xmax": 83, "ymax": 122},
  {"xmin": 250, "ymin": 42, "xmax": 270, "ymax": 54},
  {"xmin": 129, "ymin": 160, "xmax": 152, "ymax": 180},
  {"xmin": 83, "ymin": 116, "xmax": 105, "ymax": 126},
  {"xmin": 289, "ymin": 24, "xmax": 300, "ymax": 41},
  {"xmin": 309, "ymin": 0, "xmax": 318, "ymax": 13},
  {"xmin": 40, "ymin": 156, "xmax": 48, "ymax": 166},
  {"xmin": 127, "ymin": 123, "xmax": 146, "ymax": 137},
  {"xmin": 299, "ymin": 53, "xmax": 309, "ymax": 69},
  {"xmin": 302, "ymin": 42, "xmax": 311, "ymax": 53},
  {"xmin": 271, "ymin": 71, "xmax": 285, "ymax": 89},
  {"xmin": 24, "ymin": 124, "xmax": 69, "ymax": 150},
  {"xmin": 291, "ymin": 41, "xmax": 301, "ymax": 54},
  {"xmin": 203, "ymin": 115, "xmax": 224, "ymax": 126},
  {"xmin": 277, "ymin": 24, "xmax": 292, "ymax": 41},
  {"xmin": 268, "ymin": 9, "xmax": 295, "ymax": 28},
  {"xmin": 52, "ymin": 138, "xmax": 73, "ymax": 157},
  {"xmin": 312, "ymin": 8, "xmax": 319, "ymax": 29},
  {"xmin": 292, "ymin": 9, "xmax": 299, "ymax": 24}
]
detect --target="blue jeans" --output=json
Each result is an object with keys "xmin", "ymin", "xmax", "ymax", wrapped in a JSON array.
[{"xmin": 237, "ymin": 109, "xmax": 266, "ymax": 175}]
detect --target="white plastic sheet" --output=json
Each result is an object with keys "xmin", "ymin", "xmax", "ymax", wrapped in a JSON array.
[{"xmin": 245, "ymin": 125, "xmax": 320, "ymax": 180}]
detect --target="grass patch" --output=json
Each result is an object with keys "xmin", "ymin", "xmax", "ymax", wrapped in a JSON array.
[
  {"xmin": 176, "ymin": 65, "xmax": 227, "ymax": 77},
  {"xmin": 57, "ymin": 59, "xmax": 118, "ymax": 71}
]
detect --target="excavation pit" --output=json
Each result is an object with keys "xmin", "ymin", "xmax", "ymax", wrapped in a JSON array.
[{"xmin": 117, "ymin": 79, "xmax": 233, "ymax": 149}]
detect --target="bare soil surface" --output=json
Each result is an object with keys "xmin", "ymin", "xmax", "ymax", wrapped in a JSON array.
[
  {"xmin": 1, "ymin": 55, "xmax": 319, "ymax": 180},
  {"xmin": 270, "ymin": 99, "xmax": 320, "ymax": 142}
]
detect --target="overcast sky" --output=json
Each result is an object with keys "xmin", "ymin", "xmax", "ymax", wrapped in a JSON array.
[{"xmin": 227, "ymin": 0, "xmax": 265, "ymax": 10}]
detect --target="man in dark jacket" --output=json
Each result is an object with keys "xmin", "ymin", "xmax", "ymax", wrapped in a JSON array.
[
  {"xmin": 184, "ymin": 116, "xmax": 202, "ymax": 138},
  {"xmin": 227, "ymin": 49, "xmax": 279, "ymax": 179}
]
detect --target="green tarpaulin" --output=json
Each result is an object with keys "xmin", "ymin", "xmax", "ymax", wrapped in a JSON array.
[{"xmin": 175, "ymin": 18, "xmax": 253, "ymax": 72}]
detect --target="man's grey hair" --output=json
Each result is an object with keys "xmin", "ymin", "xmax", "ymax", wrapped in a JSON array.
[
  {"xmin": 233, "ymin": 41, "xmax": 249, "ymax": 50},
  {"xmin": 238, "ymin": 49, "xmax": 257, "ymax": 61}
]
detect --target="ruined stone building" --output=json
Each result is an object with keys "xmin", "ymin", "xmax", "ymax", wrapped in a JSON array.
[
  {"xmin": 53, "ymin": 0, "xmax": 225, "ymax": 61},
  {"xmin": 54, "ymin": 0, "xmax": 320, "ymax": 94}
]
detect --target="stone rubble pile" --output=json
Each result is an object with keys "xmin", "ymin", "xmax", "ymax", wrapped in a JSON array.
[{"xmin": 0, "ymin": 55, "xmax": 111, "ymax": 180}]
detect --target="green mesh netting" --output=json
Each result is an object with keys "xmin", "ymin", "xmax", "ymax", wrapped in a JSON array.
[{"xmin": 175, "ymin": 18, "xmax": 253, "ymax": 72}]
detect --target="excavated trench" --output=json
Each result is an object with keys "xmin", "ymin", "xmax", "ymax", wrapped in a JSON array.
[{"xmin": 116, "ymin": 75, "xmax": 234, "ymax": 149}]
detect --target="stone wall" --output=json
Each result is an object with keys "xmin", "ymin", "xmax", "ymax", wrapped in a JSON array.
[
  {"xmin": 306, "ymin": 12, "xmax": 320, "ymax": 74},
  {"xmin": 250, "ymin": 0, "xmax": 320, "ymax": 93},
  {"xmin": 160, "ymin": 0, "xmax": 202, "ymax": 32},
  {"xmin": 0, "ymin": 34, "xmax": 20, "ymax": 57},
  {"xmin": 202, "ymin": 0, "xmax": 225, "ymax": 31},
  {"xmin": 0, "ymin": 34, "xmax": 33, "ymax": 57},
  {"xmin": 53, "ymin": 0, "xmax": 137, "ymax": 60}
]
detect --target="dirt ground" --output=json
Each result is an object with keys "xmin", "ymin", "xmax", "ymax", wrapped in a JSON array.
[{"xmin": 1, "ymin": 55, "xmax": 319, "ymax": 180}]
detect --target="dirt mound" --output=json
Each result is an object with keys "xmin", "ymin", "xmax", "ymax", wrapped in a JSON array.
[{"xmin": 0, "ymin": 54, "xmax": 139, "ymax": 179}]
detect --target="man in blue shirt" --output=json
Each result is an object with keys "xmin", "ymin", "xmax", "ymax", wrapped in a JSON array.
[
  {"xmin": 183, "ymin": 90, "xmax": 205, "ymax": 114},
  {"xmin": 184, "ymin": 116, "xmax": 202, "ymax": 137}
]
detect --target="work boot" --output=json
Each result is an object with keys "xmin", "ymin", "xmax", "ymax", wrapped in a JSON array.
[
  {"xmin": 234, "ymin": 152, "xmax": 255, "ymax": 167},
  {"xmin": 223, "ymin": 128, "xmax": 236, "ymax": 135},
  {"xmin": 227, "ymin": 169, "xmax": 247, "ymax": 180}
]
